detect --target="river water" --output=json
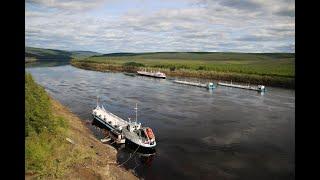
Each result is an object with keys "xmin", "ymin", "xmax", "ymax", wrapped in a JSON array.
[{"xmin": 26, "ymin": 64, "xmax": 295, "ymax": 180}]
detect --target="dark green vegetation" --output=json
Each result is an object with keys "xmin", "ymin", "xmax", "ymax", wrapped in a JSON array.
[
  {"xmin": 25, "ymin": 47, "xmax": 101, "ymax": 62},
  {"xmin": 72, "ymin": 52, "xmax": 295, "ymax": 88},
  {"xmin": 26, "ymin": 73, "xmax": 57, "ymax": 136},
  {"xmin": 25, "ymin": 73, "xmax": 69, "ymax": 177}
]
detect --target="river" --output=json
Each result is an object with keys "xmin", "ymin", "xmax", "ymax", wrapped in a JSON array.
[{"xmin": 26, "ymin": 64, "xmax": 295, "ymax": 180}]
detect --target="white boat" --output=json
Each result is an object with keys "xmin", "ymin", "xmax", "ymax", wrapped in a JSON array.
[
  {"xmin": 218, "ymin": 81, "xmax": 266, "ymax": 92},
  {"xmin": 122, "ymin": 104, "xmax": 156, "ymax": 149},
  {"xmin": 92, "ymin": 99, "xmax": 156, "ymax": 149},
  {"xmin": 137, "ymin": 70, "xmax": 166, "ymax": 79},
  {"xmin": 173, "ymin": 80, "xmax": 216, "ymax": 89},
  {"xmin": 92, "ymin": 105, "xmax": 127, "ymax": 144}
]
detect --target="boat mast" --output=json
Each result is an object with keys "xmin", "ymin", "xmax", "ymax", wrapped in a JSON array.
[
  {"xmin": 134, "ymin": 103, "xmax": 138, "ymax": 123},
  {"xmin": 96, "ymin": 95, "xmax": 99, "ymax": 107}
]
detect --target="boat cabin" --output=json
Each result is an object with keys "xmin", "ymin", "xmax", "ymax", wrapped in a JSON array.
[
  {"xmin": 208, "ymin": 82, "xmax": 216, "ymax": 89},
  {"xmin": 127, "ymin": 122, "xmax": 141, "ymax": 132},
  {"xmin": 257, "ymin": 85, "xmax": 266, "ymax": 92}
]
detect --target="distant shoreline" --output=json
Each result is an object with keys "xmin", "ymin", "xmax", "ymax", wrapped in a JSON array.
[{"xmin": 71, "ymin": 61, "xmax": 295, "ymax": 89}]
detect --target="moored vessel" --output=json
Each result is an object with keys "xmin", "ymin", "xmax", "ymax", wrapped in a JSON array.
[
  {"xmin": 173, "ymin": 80, "xmax": 216, "ymax": 89},
  {"xmin": 137, "ymin": 70, "xmax": 166, "ymax": 79},
  {"xmin": 218, "ymin": 81, "xmax": 266, "ymax": 92},
  {"xmin": 122, "ymin": 104, "xmax": 156, "ymax": 150},
  {"xmin": 92, "ymin": 98, "xmax": 156, "ymax": 150}
]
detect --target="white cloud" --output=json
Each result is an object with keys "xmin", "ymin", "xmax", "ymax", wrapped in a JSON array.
[
  {"xmin": 26, "ymin": 0, "xmax": 295, "ymax": 53},
  {"xmin": 26, "ymin": 0, "xmax": 109, "ymax": 11}
]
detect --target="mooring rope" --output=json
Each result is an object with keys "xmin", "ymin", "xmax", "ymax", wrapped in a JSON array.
[
  {"xmin": 118, "ymin": 145, "xmax": 140, "ymax": 167},
  {"xmin": 133, "ymin": 155, "xmax": 141, "ymax": 170}
]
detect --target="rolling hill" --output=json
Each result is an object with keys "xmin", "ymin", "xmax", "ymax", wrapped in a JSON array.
[{"xmin": 25, "ymin": 47, "xmax": 101, "ymax": 62}]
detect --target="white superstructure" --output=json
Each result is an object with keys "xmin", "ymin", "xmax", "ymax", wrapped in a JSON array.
[
  {"xmin": 92, "ymin": 102, "xmax": 157, "ymax": 149},
  {"xmin": 137, "ymin": 70, "xmax": 166, "ymax": 78}
]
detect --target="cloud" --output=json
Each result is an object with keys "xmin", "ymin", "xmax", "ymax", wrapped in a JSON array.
[
  {"xmin": 218, "ymin": 0, "xmax": 262, "ymax": 11},
  {"xmin": 276, "ymin": 8, "xmax": 295, "ymax": 17},
  {"xmin": 26, "ymin": 0, "xmax": 108, "ymax": 11},
  {"xmin": 26, "ymin": 0, "xmax": 295, "ymax": 53}
]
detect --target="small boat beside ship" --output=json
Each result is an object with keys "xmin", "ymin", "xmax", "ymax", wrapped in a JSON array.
[
  {"xmin": 218, "ymin": 81, "xmax": 266, "ymax": 92},
  {"xmin": 137, "ymin": 70, "xmax": 166, "ymax": 79},
  {"xmin": 173, "ymin": 80, "xmax": 216, "ymax": 89},
  {"xmin": 92, "ymin": 100, "xmax": 156, "ymax": 151}
]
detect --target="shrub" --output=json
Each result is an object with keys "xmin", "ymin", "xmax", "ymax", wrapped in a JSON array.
[
  {"xmin": 123, "ymin": 61, "xmax": 144, "ymax": 67},
  {"xmin": 169, "ymin": 66, "xmax": 176, "ymax": 71}
]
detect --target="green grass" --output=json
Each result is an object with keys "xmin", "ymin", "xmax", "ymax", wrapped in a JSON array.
[
  {"xmin": 25, "ymin": 73, "xmax": 56, "ymax": 136},
  {"xmin": 72, "ymin": 52, "xmax": 295, "ymax": 88},
  {"xmin": 25, "ymin": 73, "xmax": 68, "ymax": 177}
]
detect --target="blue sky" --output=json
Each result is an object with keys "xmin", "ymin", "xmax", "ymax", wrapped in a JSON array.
[{"xmin": 26, "ymin": 0, "xmax": 295, "ymax": 53}]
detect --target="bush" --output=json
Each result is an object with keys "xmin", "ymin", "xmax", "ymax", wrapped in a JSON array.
[
  {"xmin": 169, "ymin": 66, "xmax": 176, "ymax": 71},
  {"xmin": 197, "ymin": 66, "xmax": 205, "ymax": 70},
  {"xmin": 123, "ymin": 61, "xmax": 144, "ymax": 67}
]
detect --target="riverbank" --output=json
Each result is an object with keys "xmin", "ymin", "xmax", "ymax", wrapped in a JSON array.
[
  {"xmin": 71, "ymin": 60, "xmax": 295, "ymax": 89},
  {"xmin": 25, "ymin": 74, "xmax": 137, "ymax": 179}
]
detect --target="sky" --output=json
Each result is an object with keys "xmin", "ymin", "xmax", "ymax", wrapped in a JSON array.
[{"xmin": 26, "ymin": 0, "xmax": 295, "ymax": 53}]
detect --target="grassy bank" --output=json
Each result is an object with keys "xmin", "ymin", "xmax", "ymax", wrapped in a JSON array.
[
  {"xmin": 25, "ymin": 73, "xmax": 137, "ymax": 179},
  {"xmin": 71, "ymin": 52, "xmax": 295, "ymax": 88}
]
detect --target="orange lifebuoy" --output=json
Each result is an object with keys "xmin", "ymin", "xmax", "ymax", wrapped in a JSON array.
[{"xmin": 146, "ymin": 128, "xmax": 154, "ymax": 139}]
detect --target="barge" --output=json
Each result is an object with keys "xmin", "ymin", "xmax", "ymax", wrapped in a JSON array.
[
  {"xmin": 173, "ymin": 80, "xmax": 216, "ymax": 89},
  {"xmin": 218, "ymin": 81, "xmax": 266, "ymax": 92},
  {"xmin": 137, "ymin": 70, "xmax": 166, "ymax": 79},
  {"xmin": 92, "ymin": 100, "xmax": 156, "ymax": 150}
]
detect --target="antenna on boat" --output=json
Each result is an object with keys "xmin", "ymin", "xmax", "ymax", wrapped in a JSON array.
[
  {"xmin": 96, "ymin": 94, "xmax": 99, "ymax": 107},
  {"xmin": 134, "ymin": 103, "xmax": 138, "ymax": 123},
  {"xmin": 96, "ymin": 89, "xmax": 101, "ymax": 107}
]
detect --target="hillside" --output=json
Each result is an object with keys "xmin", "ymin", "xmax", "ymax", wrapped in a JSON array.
[
  {"xmin": 95, "ymin": 52, "xmax": 294, "ymax": 61},
  {"xmin": 25, "ymin": 73, "xmax": 137, "ymax": 179},
  {"xmin": 25, "ymin": 47, "xmax": 101, "ymax": 62}
]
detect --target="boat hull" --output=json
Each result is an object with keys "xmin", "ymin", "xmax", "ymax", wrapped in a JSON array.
[
  {"xmin": 137, "ymin": 73, "xmax": 166, "ymax": 79},
  {"xmin": 125, "ymin": 138, "xmax": 156, "ymax": 154},
  {"xmin": 92, "ymin": 114, "xmax": 115, "ymax": 131}
]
